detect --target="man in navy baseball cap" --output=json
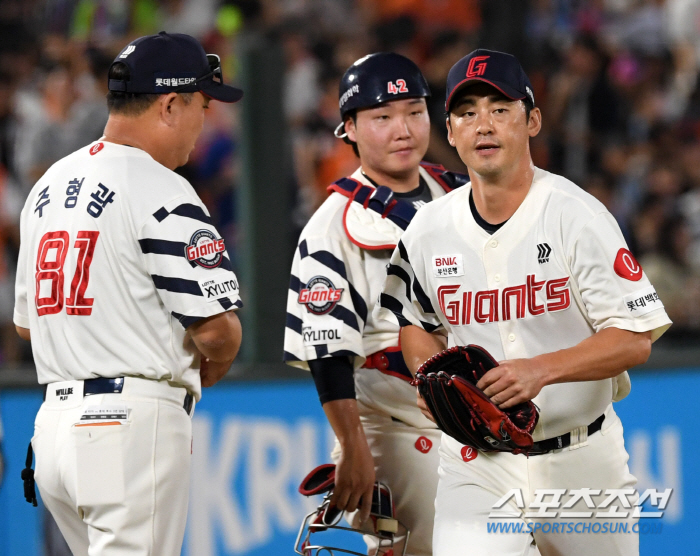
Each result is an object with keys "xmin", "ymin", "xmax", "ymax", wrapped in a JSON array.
[
  {"xmin": 443, "ymin": 48, "xmax": 540, "ymax": 184},
  {"xmin": 103, "ymin": 31, "xmax": 243, "ymax": 170},
  {"xmin": 108, "ymin": 31, "xmax": 243, "ymax": 103},
  {"xmin": 16, "ymin": 31, "xmax": 245, "ymax": 556},
  {"xmin": 445, "ymin": 48, "xmax": 534, "ymax": 112}
]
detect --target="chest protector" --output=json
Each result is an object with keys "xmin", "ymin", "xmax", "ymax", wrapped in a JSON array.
[{"xmin": 327, "ymin": 162, "xmax": 468, "ymax": 250}]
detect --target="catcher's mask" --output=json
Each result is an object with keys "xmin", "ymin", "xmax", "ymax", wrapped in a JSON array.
[{"xmin": 295, "ymin": 464, "xmax": 409, "ymax": 556}]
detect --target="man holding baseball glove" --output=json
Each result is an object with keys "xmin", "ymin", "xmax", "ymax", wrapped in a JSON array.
[{"xmin": 377, "ymin": 49, "xmax": 672, "ymax": 556}]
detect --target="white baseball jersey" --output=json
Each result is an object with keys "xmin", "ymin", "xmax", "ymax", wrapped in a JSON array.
[
  {"xmin": 378, "ymin": 167, "xmax": 672, "ymax": 439},
  {"xmin": 284, "ymin": 164, "xmax": 464, "ymax": 428},
  {"xmin": 14, "ymin": 141, "xmax": 242, "ymax": 400}
]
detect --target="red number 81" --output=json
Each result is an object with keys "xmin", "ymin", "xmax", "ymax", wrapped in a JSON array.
[{"xmin": 35, "ymin": 230, "xmax": 99, "ymax": 316}]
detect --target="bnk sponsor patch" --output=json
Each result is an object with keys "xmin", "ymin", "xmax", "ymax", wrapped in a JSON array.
[
  {"xmin": 433, "ymin": 254, "xmax": 464, "ymax": 277},
  {"xmin": 302, "ymin": 322, "xmax": 343, "ymax": 346},
  {"xmin": 199, "ymin": 273, "xmax": 239, "ymax": 302}
]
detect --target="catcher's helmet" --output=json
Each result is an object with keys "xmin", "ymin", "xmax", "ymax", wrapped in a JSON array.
[
  {"xmin": 335, "ymin": 52, "xmax": 430, "ymax": 138},
  {"xmin": 295, "ymin": 464, "xmax": 409, "ymax": 556}
]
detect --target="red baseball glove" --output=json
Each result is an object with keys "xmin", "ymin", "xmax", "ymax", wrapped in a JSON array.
[{"xmin": 412, "ymin": 345, "xmax": 539, "ymax": 455}]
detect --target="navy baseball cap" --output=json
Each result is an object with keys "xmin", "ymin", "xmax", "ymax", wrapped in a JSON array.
[
  {"xmin": 445, "ymin": 49, "xmax": 533, "ymax": 112},
  {"xmin": 108, "ymin": 32, "xmax": 243, "ymax": 103}
]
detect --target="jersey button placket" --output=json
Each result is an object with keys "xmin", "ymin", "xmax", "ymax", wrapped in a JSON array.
[{"xmin": 483, "ymin": 237, "xmax": 511, "ymax": 356}]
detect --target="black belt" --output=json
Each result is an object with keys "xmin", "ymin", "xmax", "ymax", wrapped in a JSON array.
[
  {"xmin": 528, "ymin": 414, "xmax": 605, "ymax": 455},
  {"xmin": 46, "ymin": 377, "xmax": 194, "ymax": 415}
]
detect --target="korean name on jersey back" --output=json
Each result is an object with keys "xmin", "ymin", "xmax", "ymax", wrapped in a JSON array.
[
  {"xmin": 186, "ymin": 229, "xmax": 225, "ymax": 269},
  {"xmin": 298, "ymin": 276, "xmax": 343, "ymax": 315}
]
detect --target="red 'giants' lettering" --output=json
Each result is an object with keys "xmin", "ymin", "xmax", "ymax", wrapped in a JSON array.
[
  {"xmin": 186, "ymin": 239, "xmax": 225, "ymax": 261},
  {"xmin": 437, "ymin": 275, "xmax": 570, "ymax": 325}
]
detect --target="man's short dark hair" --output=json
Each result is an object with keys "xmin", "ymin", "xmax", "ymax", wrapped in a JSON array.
[
  {"xmin": 106, "ymin": 62, "xmax": 192, "ymax": 116},
  {"xmin": 343, "ymin": 109, "xmax": 360, "ymax": 158}
]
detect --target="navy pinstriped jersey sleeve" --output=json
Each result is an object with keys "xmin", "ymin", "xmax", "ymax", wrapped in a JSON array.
[
  {"xmin": 284, "ymin": 235, "xmax": 369, "ymax": 368},
  {"xmin": 378, "ymin": 239, "xmax": 443, "ymax": 333},
  {"xmin": 138, "ymin": 194, "xmax": 242, "ymax": 328}
]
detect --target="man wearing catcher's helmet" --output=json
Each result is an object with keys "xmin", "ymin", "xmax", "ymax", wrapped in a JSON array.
[
  {"xmin": 378, "ymin": 49, "xmax": 672, "ymax": 555},
  {"xmin": 283, "ymin": 52, "xmax": 468, "ymax": 555}
]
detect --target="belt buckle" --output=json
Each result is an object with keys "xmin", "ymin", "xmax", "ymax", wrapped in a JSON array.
[
  {"xmin": 83, "ymin": 377, "xmax": 125, "ymax": 396},
  {"xmin": 554, "ymin": 435, "xmax": 564, "ymax": 450}
]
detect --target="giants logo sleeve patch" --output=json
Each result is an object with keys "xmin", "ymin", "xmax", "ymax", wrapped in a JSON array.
[
  {"xmin": 198, "ymin": 273, "xmax": 239, "ymax": 302},
  {"xmin": 186, "ymin": 229, "xmax": 225, "ymax": 269},
  {"xmin": 614, "ymin": 248, "xmax": 643, "ymax": 281},
  {"xmin": 298, "ymin": 276, "xmax": 343, "ymax": 315}
]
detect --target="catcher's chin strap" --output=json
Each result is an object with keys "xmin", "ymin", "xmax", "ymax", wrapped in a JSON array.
[{"xmin": 22, "ymin": 442, "xmax": 37, "ymax": 506}]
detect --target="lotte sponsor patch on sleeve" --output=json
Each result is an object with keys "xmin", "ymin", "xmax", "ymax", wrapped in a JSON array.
[
  {"xmin": 198, "ymin": 273, "xmax": 239, "ymax": 302},
  {"xmin": 613, "ymin": 248, "xmax": 643, "ymax": 281},
  {"xmin": 301, "ymin": 322, "xmax": 343, "ymax": 346},
  {"xmin": 623, "ymin": 286, "xmax": 664, "ymax": 316}
]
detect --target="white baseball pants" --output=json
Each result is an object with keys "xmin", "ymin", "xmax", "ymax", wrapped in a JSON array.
[
  {"xmin": 32, "ymin": 377, "xmax": 194, "ymax": 556},
  {"xmin": 433, "ymin": 405, "xmax": 638, "ymax": 556}
]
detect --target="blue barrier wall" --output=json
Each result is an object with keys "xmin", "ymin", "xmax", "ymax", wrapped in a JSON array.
[{"xmin": 0, "ymin": 370, "xmax": 696, "ymax": 555}]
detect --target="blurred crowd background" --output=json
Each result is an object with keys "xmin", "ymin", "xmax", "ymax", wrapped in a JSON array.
[{"xmin": 1, "ymin": 0, "xmax": 700, "ymax": 370}]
